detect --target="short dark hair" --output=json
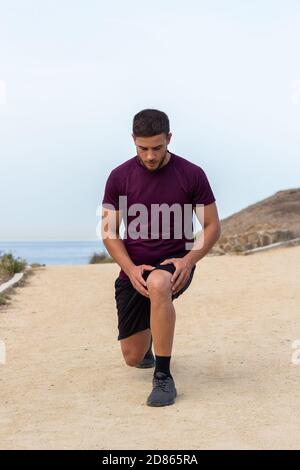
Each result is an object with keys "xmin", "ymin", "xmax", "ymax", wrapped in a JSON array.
[{"xmin": 132, "ymin": 109, "xmax": 170, "ymax": 137}]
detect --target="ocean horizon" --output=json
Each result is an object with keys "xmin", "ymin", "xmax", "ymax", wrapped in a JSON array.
[{"xmin": 0, "ymin": 240, "xmax": 106, "ymax": 266}]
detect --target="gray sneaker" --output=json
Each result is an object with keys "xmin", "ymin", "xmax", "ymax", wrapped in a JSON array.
[{"xmin": 146, "ymin": 372, "xmax": 177, "ymax": 407}]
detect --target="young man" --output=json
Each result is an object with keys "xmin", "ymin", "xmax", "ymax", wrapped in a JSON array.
[{"xmin": 101, "ymin": 109, "xmax": 221, "ymax": 407}]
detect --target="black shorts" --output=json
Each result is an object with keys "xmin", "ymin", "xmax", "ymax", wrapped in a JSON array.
[{"xmin": 114, "ymin": 252, "xmax": 196, "ymax": 341}]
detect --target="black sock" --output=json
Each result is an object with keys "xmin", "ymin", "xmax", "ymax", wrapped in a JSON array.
[{"xmin": 154, "ymin": 355, "xmax": 172, "ymax": 378}]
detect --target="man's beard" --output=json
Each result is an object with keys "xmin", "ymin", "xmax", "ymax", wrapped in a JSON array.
[{"xmin": 138, "ymin": 148, "xmax": 169, "ymax": 171}]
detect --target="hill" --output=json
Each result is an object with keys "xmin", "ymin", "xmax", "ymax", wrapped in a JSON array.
[{"xmin": 210, "ymin": 188, "xmax": 300, "ymax": 254}]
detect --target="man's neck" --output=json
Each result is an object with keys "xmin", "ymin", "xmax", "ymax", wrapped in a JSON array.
[{"xmin": 157, "ymin": 150, "xmax": 171, "ymax": 169}]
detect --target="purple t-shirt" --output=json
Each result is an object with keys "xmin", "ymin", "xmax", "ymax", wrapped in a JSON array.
[{"xmin": 102, "ymin": 152, "xmax": 216, "ymax": 280}]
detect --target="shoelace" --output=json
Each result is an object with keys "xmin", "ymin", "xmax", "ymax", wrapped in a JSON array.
[{"xmin": 153, "ymin": 377, "xmax": 171, "ymax": 392}]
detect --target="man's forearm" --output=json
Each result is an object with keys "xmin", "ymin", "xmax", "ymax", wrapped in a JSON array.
[
  {"xmin": 184, "ymin": 223, "xmax": 221, "ymax": 266},
  {"xmin": 103, "ymin": 237, "xmax": 135, "ymax": 276}
]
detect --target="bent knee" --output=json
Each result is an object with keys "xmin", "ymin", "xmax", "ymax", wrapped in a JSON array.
[
  {"xmin": 146, "ymin": 270, "xmax": 172, "ymax": 296},
  {"xmin": 123, "ymin": 350, "xmax": 145, "ymax": 367}
]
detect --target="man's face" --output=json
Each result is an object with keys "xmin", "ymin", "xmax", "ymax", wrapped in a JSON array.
[{"xmin": 132, "ymin": 132, "xmax": 172, "ymax": 172}]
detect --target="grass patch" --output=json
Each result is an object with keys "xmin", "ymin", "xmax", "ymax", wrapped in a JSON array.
[
  {"xmin": 0, "ymin": 293, "xmax": 9, "ymax": 305},
  {"xmin": 0, "ymin": 252, "xmax": 28, "ymax": 308},
  {"xmin": 0, "ymin": 270, "xmax": 11, "ymax": 284},
  {"xmin": 0, "ymin": 266, "xmax": 36, "ymax": 310},
  {"xmin": 89, "ymin": 251, "xmax": 115, "ymax": 264},
  {"xmin": 0, "ymin": 252, "xmax": 27, "ymax": 275}
]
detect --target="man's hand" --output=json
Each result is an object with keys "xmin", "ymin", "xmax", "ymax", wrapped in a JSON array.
[
  {"xmin": 159, "ymin": 257, "xmax": 195, "ymax": 295},
  {"xmin": 127, "ymin": 264, "xmax": 156, "ymax": 298}
]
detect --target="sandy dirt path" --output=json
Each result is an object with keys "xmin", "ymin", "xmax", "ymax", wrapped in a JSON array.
[{"xmin": 0, "ymin": 246, "xmax": 300, "ymax": 449}]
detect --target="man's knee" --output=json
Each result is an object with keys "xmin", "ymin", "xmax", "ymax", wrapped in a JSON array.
[
  {"xmin": 123, "ymin": 349, "xmax": 144, "ymax": 367},
  {"xmin": 121, "ymin": 342, "xmax": 145, "ymax": 366},
  {"xmin": 120, "ymin": 329, "xmax": 151, "ymax": 367},
  {"xmin": 146, "ymin": 270, "xmax": 172, "ymax": 298}
]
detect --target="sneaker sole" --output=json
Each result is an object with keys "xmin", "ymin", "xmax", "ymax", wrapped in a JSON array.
[
  {"xmin": 135, "ymin": 359, "xmax": 156, "ymax": 369},
  {"xmin": 136, "ymin": 363, "xmax": 155, "ymax": 369}
]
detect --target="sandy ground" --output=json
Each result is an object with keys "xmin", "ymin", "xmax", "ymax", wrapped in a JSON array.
[{"xmin": 0, "ymin": 246, "xmax": 300, "ymax": 450}]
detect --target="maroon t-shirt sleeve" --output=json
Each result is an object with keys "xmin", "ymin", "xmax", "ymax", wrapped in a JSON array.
[
  {"xmin": 191, "ymin": 167, "xmax": 216, "ymax": 206},
  {"xmin": 102, "ymin": 170, "xmax": 120, "ymax": 210}
]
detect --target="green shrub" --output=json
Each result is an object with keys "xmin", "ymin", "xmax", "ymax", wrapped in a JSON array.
[
  {"xmin": 89, "ymin": 251, "xmax": 114, "ymax": 264},
  {"xmin": 231, "ymin": 245, "xmax": 244, "ymax": 253},
  {"xmin": 0, "ymin": 252, "xmax": 27, "ymax": 274}
]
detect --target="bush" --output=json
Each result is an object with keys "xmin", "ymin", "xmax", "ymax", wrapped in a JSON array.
[
  {"xmin": 89, "ymin": 251, "xmax": 114, "ymax": 264},
  {"xmin": 231, "ymin": 244, "xmax": 244, "ymax": 253},
  {"xmin": 0, "ymin": 252, "xmax": 27, "ymax": 275},
  {"xmin": 0, "ymin": 293, "xmax": 7, "ymax": 305}
]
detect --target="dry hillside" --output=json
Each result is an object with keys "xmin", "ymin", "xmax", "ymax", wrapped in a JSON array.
[{"xmin": 210, "ymin": 188, "xmax": 300, "ymax": 254}]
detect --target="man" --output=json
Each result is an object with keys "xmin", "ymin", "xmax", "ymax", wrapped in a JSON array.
[{"xmin": 101, "ymin": 109, "xmax": 221, "ymax": 407}]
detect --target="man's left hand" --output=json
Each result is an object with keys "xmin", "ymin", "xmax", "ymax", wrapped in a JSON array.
[{"xmin": 159, "ymin": 257, "xmax": 195, "ymax": 295}]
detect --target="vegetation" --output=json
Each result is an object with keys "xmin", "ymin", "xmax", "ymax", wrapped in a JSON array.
[
  {"xmin": 0, "ymin": 252, "xmax": 35, "ymax": 308},
  {"xmin": 0, "ymin": 252, "xmax": 27, "ymax": 276},
  {"xmin": 89, "ymin": 250, "xmax": 115, "ymax": 264},
  {"xmin": 0, "ymin": 292, "xmax": 11, "ymax": 306}
]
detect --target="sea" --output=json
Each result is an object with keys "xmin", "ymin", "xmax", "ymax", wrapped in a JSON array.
[{"xmin": 0, "ymin": 240, "xmax": 107, "ymax": 266}]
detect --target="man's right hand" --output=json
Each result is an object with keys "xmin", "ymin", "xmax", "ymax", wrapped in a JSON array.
[{"xmin": 127, "ymin": 264, "xmax": 156, "ymax": 298}]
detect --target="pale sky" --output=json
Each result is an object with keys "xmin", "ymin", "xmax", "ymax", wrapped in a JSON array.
[{"xmin": 0, "ymin": 0, "xmax": 299, "ymax": 240}]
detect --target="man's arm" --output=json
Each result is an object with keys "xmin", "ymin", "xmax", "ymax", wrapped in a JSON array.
[
  {"xmin": 184, "ymin": 201, "xmax": 221, "ymax": 266},
  {"xmin": 101, "ymin": 207, "xmax": 155, "ymax": 297},
  {"xmin": 101, "ymin": 207, "xmax": 135, "ymax": 276}
]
